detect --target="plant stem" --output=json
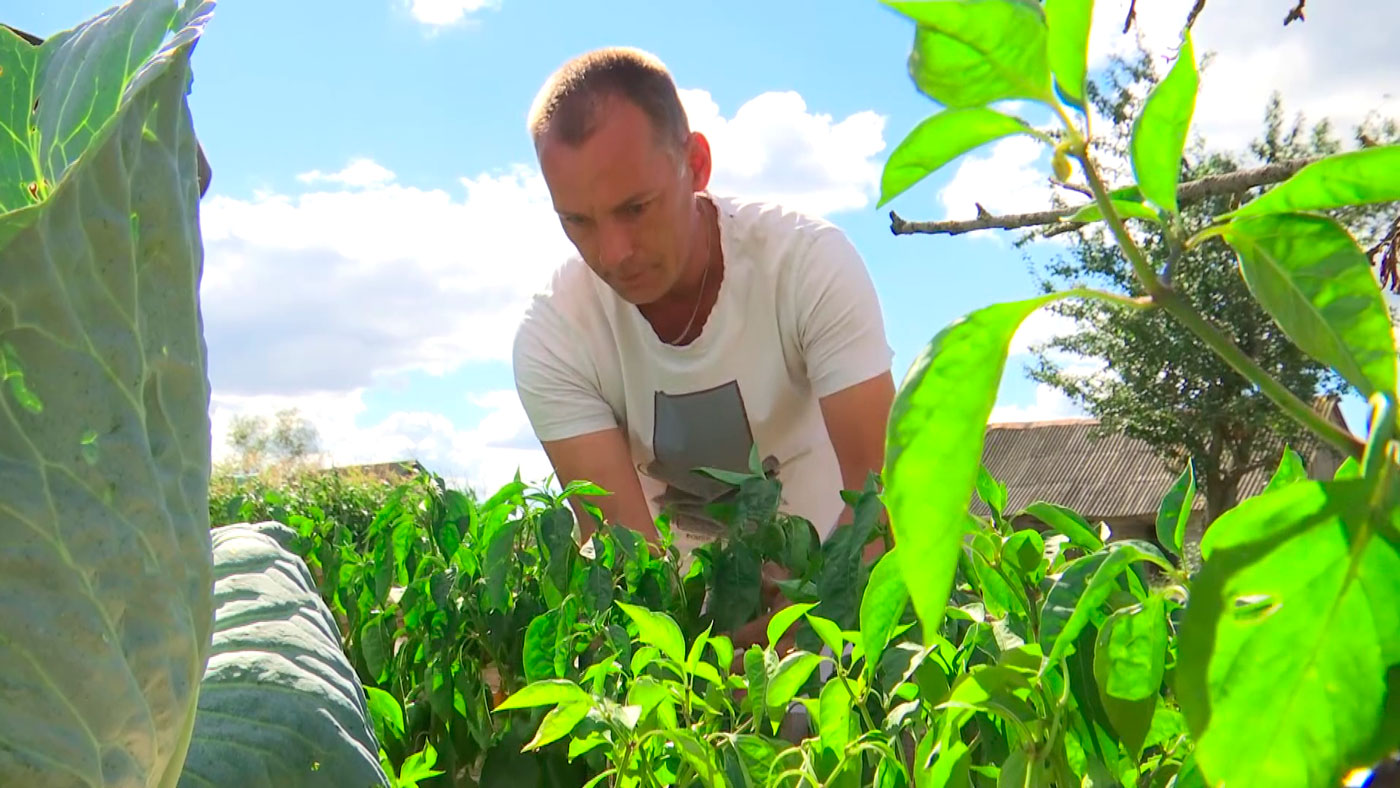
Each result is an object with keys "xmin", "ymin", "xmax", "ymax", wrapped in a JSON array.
[{"xmin": 1076, "ymin": 151, "xmax": 1364, "ymax": 459}]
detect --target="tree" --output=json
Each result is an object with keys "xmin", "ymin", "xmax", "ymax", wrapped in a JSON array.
[
  {"xmin": 223, "ymin": 407, "xmax": 322, "ymax": 475},
  {"xmin": 1025, "ymin": 47, "xmax": 1400, "ymax": 528}
]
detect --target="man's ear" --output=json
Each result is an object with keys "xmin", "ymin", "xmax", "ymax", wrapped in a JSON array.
[{"xmin": 685, "ymin": 131, "xmax": 713, "ymax": 192}]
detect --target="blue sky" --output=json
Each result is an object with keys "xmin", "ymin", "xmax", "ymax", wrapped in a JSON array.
[{"xmin": 14, "ymin": 0, "xmax": 1398, "ymax": 492}]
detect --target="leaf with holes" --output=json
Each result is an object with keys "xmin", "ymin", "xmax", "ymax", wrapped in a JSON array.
[{"xmin": 1177, "ymin": 479, "xmax": 1400, "ymax": 788}]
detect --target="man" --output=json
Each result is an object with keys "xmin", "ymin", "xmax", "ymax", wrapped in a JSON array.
[{"xmin": 512, "ymin": 46, "xmax": 894, "ymax": 638}]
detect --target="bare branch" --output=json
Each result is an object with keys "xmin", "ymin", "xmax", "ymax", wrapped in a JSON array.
[
  {"xmin": 1051, "ymin": 178, "xmax": 1095, "ymax": 198},
  {"xmin": 889, "ymin": 156, "xmax": 1321, "ymax": 237},
  {"xmin": 1284, "ymin": 0, "xmax": 1306, "ymax": 25},
  {"xmin": 1122, "ymin": 0, "xmax": 1138, "ymax": 33},
  {"xmin": 1185, "ymin": 0, "xmax": 1209, "ymax": 29}
]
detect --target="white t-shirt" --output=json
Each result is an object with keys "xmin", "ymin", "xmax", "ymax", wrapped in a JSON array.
[{"xmin": 511, "ymin": 193, "xmax": 893, "ymax": 543}]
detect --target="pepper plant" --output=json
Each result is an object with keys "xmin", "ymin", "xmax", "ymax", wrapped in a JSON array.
[{"xmin": 876, "ymin": 1, "xmax": 1400, "ymax": 787}]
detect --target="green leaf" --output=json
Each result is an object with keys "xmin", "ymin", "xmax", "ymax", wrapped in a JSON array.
[
  {"xmin": 885, "ymin": 292, "xmax": 1079, "ymax": 643},
  {"xmin": 743, "ymin": 648, "xmax": 776, "ymax": 730},
  {"xmin": 666, "ymin": 729, "xmax": 726, "ymax": 785},
  {"xmin": 0, "ymin": 31, "xmax": 38, "ymax": 213},
  {"xmin": 364, "ymin": 687, "xmax": 405, "ymax": 751},
  {"xmin": 1068, "ymin": 199, "xmax": 1160, "ymax": 224},
  {"xmin": 483, "ymin": 519, "xmax": 519, "ymax": 611},
  {"xmin": 1224, "ymin": 212, "xmax": 1397, "ymax": 398},
  {"xmin": 1022, "ymin": 501, "xmax": 1103, "ymax": 552},
  {"xmin": 1230, "ymin": 145, "xmax": 1400, "ymax": 218},
  {"xmin": 1041, "ymin": 542, "xmax": 1172, "ymax": 666},
  {"xmin": 767, "ymin": 651, "xmax": 825, "ymax": 713},
  {"xmin": 818, "ymin": 677, "xmax": 855, "ymax": 759},
  {"xmin": 879, "ymin": 107, "xmax": 1032, "ymax": 207},
  {"xmin": 805, "ymin": 614, "xmax": 845, "ymax": 656},
  {"xmin": 977, "ymin": 464, "xmax": 1009, "ymax": 519},
  {"xmin": 767, "ymin": 602, "xmax": 818, "ymax": 649},
  {"xmin": 1155, "ymin": 460, "xmax": 1196, "ymax": 557},
  {"xmin": 1002, "ymin": 530, "xmax": 1046, "ymax": 579},
  {"xmin": 709, "ymin": 539, "xmax": 764, "ymax": 633},
  {"xmin": 887, "ymin": 0, "xmax": 1055, "ymax": 108},
  {"xmin": 494, "ymin": 679, "xmax": 591, "ymax": 712},
  {"xmin": 1045, "ymin": 0, "xmax": 1093, "ymax": 107},
  {"xmin": 941, "ymin": 666, "xmax": 1037, "ymax": 735},
  {"xmin": 0, "ymin": 5, "xmax": 226, "ymax": 785},
  {"xmin": 1093, "ymin": 599, "xmax": 1166, "ymax": 758},
  {"xmin": 1094, "ymin": 596, "xmax": 1167, "ymax": 702},
  {"xmin": 860, "ymin": 548, "xmax": 910, "ymax": 678},
  {"xmin": 1130, "ymin": 30, "xmax": 1198, "ymax": 214},
  {"xmin": 997, "ymin": 748, "xmax": 1029, "ymax": 788},
  {"xmin": 1177, "ymin": 478, "xmax": 1400, "ymax": 788},
  {"xmin": 523, "ymin": 610, "xmax": 561, "ymax": 683},
  {"xmin": 1263, "ymin": 446, "xmax": 1309, "ymax": 493},
  {"xmin": 615, "ymin": 602, "xmax": 687, "ymax": 665},
  {"xmin": 183, "ymin": 524, "xmax": 390, "ymax": 787},
  {"xmin": 522, "ymin": 701, "xmax": 591, "ymax": 752}
]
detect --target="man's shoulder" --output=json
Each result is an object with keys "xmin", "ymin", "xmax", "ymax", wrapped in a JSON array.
[
  {"xmin": 712, "ymin": 193, "xmax": 866, "ymax": 284},
  {"xmin": 713, "ymin": 193, "xmax": 845, "ymax": 248},
  {"xmin": 513, "ymin": 255, "xmax": 603, "ymax": 347}
]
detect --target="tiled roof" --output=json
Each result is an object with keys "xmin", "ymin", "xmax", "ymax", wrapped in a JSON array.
[{"xmin": 974, "ymin": 399, "xmax": 1350, "ymax": 520}]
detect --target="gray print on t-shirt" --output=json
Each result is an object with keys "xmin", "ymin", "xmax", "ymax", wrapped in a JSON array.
[{"xmin": 639, "ymin": 381, "xmax": 780, "ymax": 536}]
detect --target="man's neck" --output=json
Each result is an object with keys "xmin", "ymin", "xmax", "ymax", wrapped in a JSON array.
[{"xmin": 639, "ymin": 196, "xmax": 723, "ymax": 345}]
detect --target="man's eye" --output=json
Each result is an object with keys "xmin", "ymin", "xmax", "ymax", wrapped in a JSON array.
[{"xmin": 622, "ymin": 202, "xmax": 646, "ymax": 216}]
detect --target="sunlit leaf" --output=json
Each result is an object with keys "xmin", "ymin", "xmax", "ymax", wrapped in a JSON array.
[
  {"xmin": 886, "ymin": 0, "xmax": 1055, "ymax": 108},
  {"xmin": 1230, "ymin": 145, "xmax": 1400, "ymax": 218},
  {"xmin": 494, "ymin": 679, "xmax": 591, "ymax": 712},
  {"xmin": 885, "ymin": 292, "xmax": 1079, "ymax": 642},
  {"xmin": 1068, "ymin": 199, "xmax": 1160, "ymax": 224},
  {"xmin": 1224, "ymin": 212, "xmax": 1397, "ymax": 398},
  {"xmin": 616, "ymin": 602, "xmax": 686, "ymax": 665},
  {"xmin": 860, "ymin": 548, "xmax": 910, "ymax": 678},
  {"xmin": 1155, "ymin": 460, "xmax": 1196, "ymax": 558},
  {"xmin": 1022, "ymin": 501, "xmax": 1102, "ymax": 552},
  {"xmin": 1178, "ymin": 478, "xmax": 1400, "ymax": 788},
  {"xmin": 1045, "ymin": 0, "xmax": 1093, "ymax": 108},
  {"xmin": 521, "ymin": 701, "xmax": 590, "ymax": 752},
  {"xmin": 880, "ymin": 107, "xmax": 1033, "ymax": 207},
  {"xmin": 1130, "ymin": 30, "xmax": 1198, "ymax": 214}
]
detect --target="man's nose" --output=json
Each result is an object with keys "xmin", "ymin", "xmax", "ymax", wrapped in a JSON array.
[{"xmin": 597, "ymin": 220, "xmax": 634, "ymax": 271}]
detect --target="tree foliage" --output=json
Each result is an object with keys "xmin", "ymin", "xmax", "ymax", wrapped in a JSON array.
[{"xmin": 1027, "ymin": 48, "xmax": 1400, "ymax": 526}]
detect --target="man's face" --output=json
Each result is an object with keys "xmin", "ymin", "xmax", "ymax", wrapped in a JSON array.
[{"xmin": 537, "ymin": 97, "xmax": 707, "ymax": 305}]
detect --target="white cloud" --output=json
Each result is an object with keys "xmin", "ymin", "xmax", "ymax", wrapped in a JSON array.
[
  {"xmin": 989, "ymin": 383, "xmax": 1088, "ymax": 424},
  {"xmin": 681, "ymin": 89, "xmax": 887, "ymax": 216},
  {"xmin": 296, "ymin": 157, "xmax": 396, "ymax": 188},
  {"xmin": 404, "ymin": 0, "xmax": 498, "ymax": 27},
  {"xmin": 1085, "ymin": 0, "xmax": 1399, "ymax": 151},
  {"xmin": 1009, "ymin": 308, "xmax": 1080, "ymax": 357},
  {"xmin": 199, "ymin": 164, "xmax": 574, "ymax": 396},
  {"xmin": 211, "ymin": 389, "xmax": 554, "ymax": 495}
]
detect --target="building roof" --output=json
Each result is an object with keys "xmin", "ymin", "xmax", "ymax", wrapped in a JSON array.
[{"xmin": 974, "ymin": 397, "xmax": 1351, "ymax": 521}]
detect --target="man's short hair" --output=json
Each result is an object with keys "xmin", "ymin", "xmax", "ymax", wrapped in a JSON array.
[{"xmin": 527, "ymin": 46, "xmax": 691, "ymax": 152}]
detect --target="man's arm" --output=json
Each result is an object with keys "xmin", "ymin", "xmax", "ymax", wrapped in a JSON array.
[
  {"xmin": 541, "ymin": 427, "xmax": 660, "ymax": 544},
  {"xmin": 819, "ymin": 370, "xmax": 895, "ymax": 560}
]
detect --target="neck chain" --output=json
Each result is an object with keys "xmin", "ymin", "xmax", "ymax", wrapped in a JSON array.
[{"xmin": 666, "ymin": 203, "xmax": 715, "ymax": 345}]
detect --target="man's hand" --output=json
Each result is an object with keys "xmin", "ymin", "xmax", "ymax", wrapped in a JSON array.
[
  {"xmin": 541, "ymin": 426, "xmax": 660, "ymax": 544},
  {"xmin": 727, "ymin": 562, "xmax": 799, "ymax": 671},
  {"xmin": 820, "ymin": 371, "xmax": 895, "ymax": 557}
]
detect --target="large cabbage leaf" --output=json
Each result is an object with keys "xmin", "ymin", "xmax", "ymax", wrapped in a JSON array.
[
  {"xmin": 0, "ymin": 2, "xmax": 216, "ymax": 785},
  {"xmin": 179, "ymin": 523, "xmax": 389, "ymax": 787}
]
